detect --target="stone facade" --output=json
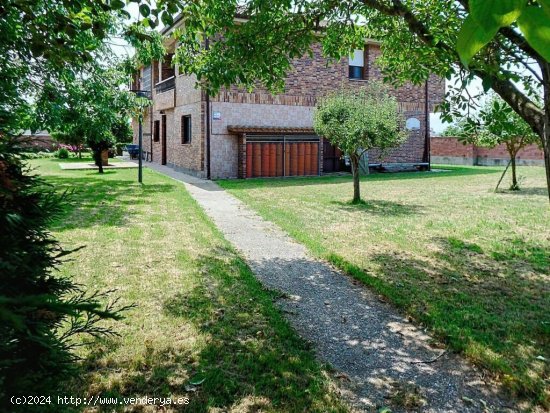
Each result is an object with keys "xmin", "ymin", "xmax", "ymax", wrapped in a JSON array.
[
  {"xmin": 431, "ymin": 136, "xmax": 545, "ymax": 166},
  {"xmin": 132, "ymin": 41, "xmax": 445, "ymax": 179}
]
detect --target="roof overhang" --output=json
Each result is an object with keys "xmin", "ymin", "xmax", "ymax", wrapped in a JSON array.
[{"xmin": 227, "ymin": 126, "xmax": 316, "ymax": 134}]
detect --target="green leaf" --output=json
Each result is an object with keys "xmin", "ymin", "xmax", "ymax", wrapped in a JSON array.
[
  {"xmin": 517, "ymin": 6, "xmax": 550, "ymax": 62},
  {"xmin": 457, "ymin": 15, "xmax": 499, "ymax": 66},
  {"xmin": 470, "ymin": 0, "xmax": 527, "ymax": 27},
  {"xmin": 537, "ymin": 0, "xmax": 550, "ymax": 19},
  {"xmin": 167, "ymin": 3, "xmax": 179, "ymax": 14},
  {"xmin": 139, "ymin": 4, "xmax": 150, "ymax": 18},
  {"xmin": 161, "ymin": 11, "xmax": 174, "ymax": 27},
  {"xmin": 482, "ymin": 76, "xmax": 493, "ymax": 92},
  {"xmin": 110, "ymin": 0, "xmax": 125, "ymax": 10}
]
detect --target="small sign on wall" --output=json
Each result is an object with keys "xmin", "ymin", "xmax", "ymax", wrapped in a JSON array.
[
  {"xmin": 213, "ymin": 111, "xmax": 222, "ymax": 120},
  {"xmin": 406, "ymin": 117, "xmax": 421, "ymax": 131}
]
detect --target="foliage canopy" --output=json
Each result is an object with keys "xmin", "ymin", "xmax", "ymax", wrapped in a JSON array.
[{"xmin": 314, "ymin": 83, "xmax": 405, "ymax": 202}]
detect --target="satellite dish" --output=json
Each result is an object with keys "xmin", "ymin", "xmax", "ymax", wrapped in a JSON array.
[{"xmin": 406, "ymin": 117, "xmax": 421, "ymax": 131}]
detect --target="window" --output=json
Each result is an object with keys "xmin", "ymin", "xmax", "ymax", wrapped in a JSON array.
[
  {"xmin": 154, "ymin": 120, "xmax": 160, "ymax": 142},
  {"xmin": 181, "ymin": 115, "xmax": 191, "ymax": 144},
  {"xmin": 161, "ymin": 54, "xmax": 175, "ymax": 81},
  {"xmin": 141, "ymin": 65, "xmax": 152, "ymax": 92},
  {"xmin": 348, "ymin": 49, "xmax": 365, "ymax": 80}
]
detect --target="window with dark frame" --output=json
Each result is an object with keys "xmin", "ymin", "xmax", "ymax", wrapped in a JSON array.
[
  {"xmin": 348, "ymin": 49, "xmax": 365, "ymax": 80},
  {"xmin": 154, "ymin": 120, "xmax": 160, "ymax": 142},
  {"xmin": 181, "ymin": 115, "xmax": 191, "ymax": 144}
]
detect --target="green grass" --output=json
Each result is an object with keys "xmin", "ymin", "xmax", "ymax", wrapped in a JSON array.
[
  {"xmin": 218, "ymin": 165, "xmax": 550, "ymax": 407},
  {"xmin": 33, "ymin": 157, "xmax": 348, "ymax": 413}
]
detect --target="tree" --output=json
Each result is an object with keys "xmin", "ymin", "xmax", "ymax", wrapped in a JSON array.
[
  {"xmin": 129, "ymin": 0, "xmax": 550, "ymax": 202},
  {"xmin": 313, "ymin": 83, "xmax": 405, "ymax": 203},
  {"xmin": 441, "ymin": 119, "xmax": 469, "ymax": 137},
  {"xmin": 0, "ymin": 137, "xmax": 128, "ymax": 406},
  {"xmin": 36, "ymin": 67, "xmax": 140, "ymax": 173},
  {"xmin": 460, "ymin": 96, "xmax": 541, "ymax": 191},
  {"xmin": 0, "ymin": 1, "xmax": 136, "ymax": 404},
  {"xmin": 51, "ymin": 131, "xmax": 86, "ymax": 158},
  {"xmin": 112, "ymin": 116, "xmax": 133, "ymax": 144}
]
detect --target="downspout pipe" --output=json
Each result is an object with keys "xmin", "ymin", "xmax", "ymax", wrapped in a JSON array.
[
  {"xmin": 423, "ymin": 78, "xmax": 431, "ymax": 171},
  {"xmin": 205, "ymin": 37, "xmax": 211, "ymax": 180}
]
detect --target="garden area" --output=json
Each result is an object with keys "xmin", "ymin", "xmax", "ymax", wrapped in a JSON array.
[
  {"xmin": 31, "ymin": 157, "xmax": 347, "ymax": 412},
  {"xmin": 219, "ymin": 165, "xmax": 550, "ymax": 406}
]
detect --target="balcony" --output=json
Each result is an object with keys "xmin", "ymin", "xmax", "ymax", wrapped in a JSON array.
[{"xmin": 155, "ymin": 76, "xmax": 175, "ymax": 94}]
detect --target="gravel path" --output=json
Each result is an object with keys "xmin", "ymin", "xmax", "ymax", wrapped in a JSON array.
[{"xmin": 147, "ymin": 164, "xmax": 520, "ymax": 413}]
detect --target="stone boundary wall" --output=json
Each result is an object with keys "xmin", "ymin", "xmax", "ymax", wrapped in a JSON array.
[{"xmin": 431, "ymin": 136, "xmax": 544, "ymax": 166}]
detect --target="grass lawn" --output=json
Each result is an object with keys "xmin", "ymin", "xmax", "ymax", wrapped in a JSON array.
[
  {"xmin": 33, "ymin": 157, "xmax": 348, "ymax": 413},
  {"xmin": 219, "ymin": 165, "xmax": 550, "ymax": 407}
]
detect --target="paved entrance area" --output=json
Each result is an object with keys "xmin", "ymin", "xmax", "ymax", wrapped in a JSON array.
[
  {"xmin": 146, "ymin": 163, "xmax": 517, "ymax": 413},
  {"xmin": 59, "ymin": 161, "xmax": 137, "ymax": 170}
]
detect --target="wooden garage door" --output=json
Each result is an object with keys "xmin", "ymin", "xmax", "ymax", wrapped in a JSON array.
[{"xmin": 246, "ymin": 135, "xmax": 319, "ymax": 178}]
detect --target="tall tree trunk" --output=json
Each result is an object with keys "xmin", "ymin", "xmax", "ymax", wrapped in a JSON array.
[
  {"xmin": 510, "ymin": 155, "xmax": 518, "ymax": 190},
  {"xmin": 542, "ymin": 61, "xmax": 550, "ymax": 203},
  {"xmin": 544, "ymin": 138, "xmax": 550, "ymax": 199},
  {"xmin": 93, "ymin": 149, "xmax": 104, "ymax": 174},
  {"xmin": 350, "ymin": 153, "xmax": 361, "ymax": 203}
]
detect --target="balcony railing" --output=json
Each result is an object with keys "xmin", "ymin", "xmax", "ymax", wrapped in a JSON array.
[{"xmin": 155, "ymin": 76, "xmax": 175, "ymax": 94}]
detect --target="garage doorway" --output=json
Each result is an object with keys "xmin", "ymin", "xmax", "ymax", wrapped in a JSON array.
[
  {"xmin": 246, "ymin": 135, "xmax": 320, "ymax": 178},
  {"xmin": 323, "ymin": 139, "xmax": 347, "ymax": 173}
]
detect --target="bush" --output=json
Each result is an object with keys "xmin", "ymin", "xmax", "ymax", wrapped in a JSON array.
[
  {"xmin": 0, "ymin": 136, "xmax": 126, "ymax": 407},
  {"xmin": 56, "ymin": 147, "xmax": 69, "ymax": 159},
  {"xmin": 21, "ymin": 151, "xmax": 55, "ymax": 159}
]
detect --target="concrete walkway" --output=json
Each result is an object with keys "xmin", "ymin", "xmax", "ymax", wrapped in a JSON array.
[
  {"xmin": 147, "ymin": 163, "xmax": 517, "ymax": 413},
  {"xmin": 59, "ymin": 161, "xmax": 137, "ymax": 170}
]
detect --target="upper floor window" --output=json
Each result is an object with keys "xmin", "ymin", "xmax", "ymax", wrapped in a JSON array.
[
  {"xmin": 349, "ymin": 49, "xmax": 365, "ymax": 80},
  {"xmin": 141, "ymin": 65, "xmax": 152, "ymax": 92},
  {"xmin": 181, "ymin": 115, "xmax": 191, "ymax": 144}
]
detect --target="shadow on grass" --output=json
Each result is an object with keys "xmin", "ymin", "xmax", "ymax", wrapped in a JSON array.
[
  {"xmin": 335, "ymin": 236, "xmax": 549, "ymax": 406},
  {"xmin": 217, "ymin": 166, "xmax": 501, "ymax": 190},
  {"xmin": 45, "ymin": 175, "xmax": 175, "ymax": 230},
  {"xmin": 69, "ymin": 249, "xmax": 345, "ymax": 412},
  {"xmin": 496, "ymin": 187, "xmax": 549, "ymax": 197},
  {"xmin": 330, "ymin": 199, "xmax": 423, "ymax": 216}
]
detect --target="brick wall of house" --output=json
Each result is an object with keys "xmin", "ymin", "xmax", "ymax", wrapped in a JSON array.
[
  {"xmin": 209, "ymin": 43, "xmax": 442, "ymax": 175},
  {"xmin": 212, "ymin": 44, "xmax": 442, "ymax": 112},
  {"xmin": 148, "ymin": 103, "xmax": 204, "ymax": 176},
  {"xmin": 132, "ymin": 67, "xmax": 205, "ymax": 175},
  {"xmin": 431, "ymin": 136, "xmax": 544, "ymax": 166},
  {"xmin": 153, "ymin": 89, "xmax": 176, "ymax": 112},
  {"xmin": 209, "ymin": 103, "xmax": 315, "ymax": 178}
]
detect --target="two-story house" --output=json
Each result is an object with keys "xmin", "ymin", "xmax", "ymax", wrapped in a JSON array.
[{"xmin": 131, "ymin": 18, "xmax": 445, "ymax": 179}]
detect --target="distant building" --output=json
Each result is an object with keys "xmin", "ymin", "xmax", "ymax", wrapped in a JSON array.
[{"xmin": 19, "ymin": 130, "xmax": 55, "ymax": 150}]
